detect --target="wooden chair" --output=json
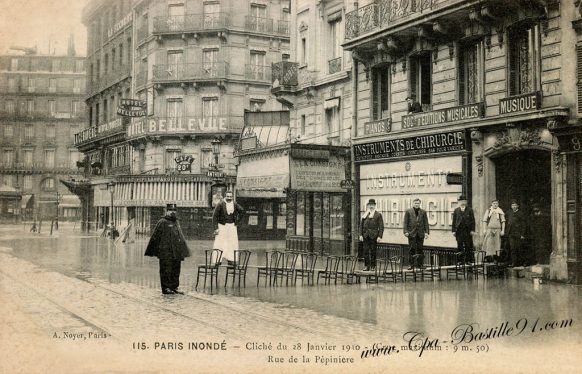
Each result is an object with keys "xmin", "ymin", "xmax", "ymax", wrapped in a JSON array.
[
  {"xmin": 275, "ymin": 251, "xmax": 299, "ymax": 286},
  {"xmin": 446, "ymin": 252, "xmax": 467, "ymax": 280},
  {"xmin": 294, "ymin": 253, "xmax": 318, "ymax": 285},
  {"xmin": 224, "ymin": 250, "xmax": 252, "ymax": 288},
  {"xmin": 195, "ymin": 249, "xmax": 223, "ymax": 292},
  {"xmin": 388, "ymin": 255, "xmax": 405, "ymax": 282},
  {"xmin": 257, "ymin": 250, "xmax": 282, "ymax": 286},
  {"xmin": 317, "ymin": 256, "xmax": 340, "ymax": 284},
  {"xmin": 338, "ymin": 255, "xmax": 360, "ymax": 284}
]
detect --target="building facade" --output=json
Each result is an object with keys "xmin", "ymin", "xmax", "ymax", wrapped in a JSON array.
[
  {"xmin": 74, "ymin": 0, "xmax": 290, "ymax": 237},
  {"xmin": 343, "ymin": 0, "xmax": 581, "ymax": 283},
  {"xmin": 0, "ymin": 50, "xmax": 87, "ymax": 223}
]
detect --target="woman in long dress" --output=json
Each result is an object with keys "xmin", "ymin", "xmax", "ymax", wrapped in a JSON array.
[{"xmin": 482, "ymin": 199, "xmax": 505, "ymax": 261}]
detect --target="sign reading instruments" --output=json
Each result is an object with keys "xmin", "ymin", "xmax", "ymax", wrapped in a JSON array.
[{"xmin": 354, "ymin": 130, "xmax": 466, "ymax": 162}]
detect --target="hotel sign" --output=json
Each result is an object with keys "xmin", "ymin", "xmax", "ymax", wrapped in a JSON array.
[
  {"xmin": 402, "ymin": 103, "xmax": 483, "ymax": 129},
  {"xmin": 127, "ymin": 117, "xmax": 230, "ymax": 137},
  {"xmin": 117, "ymin": 99, "xmax": 147, "ymax": 117},
  {"xmin": 354, "ymin": 130, "xmax": 466, "ymax": 162},
  {"xmin": 364, "ymin": 118, "xmax": 391, "ymax": 135},
  {"xmin": 107, "ymin": 13, "xmax": 132, "ymax": 39},
  {"xmin": 499, "ymin": 92, "xmax": 541, "ymax": 115}
]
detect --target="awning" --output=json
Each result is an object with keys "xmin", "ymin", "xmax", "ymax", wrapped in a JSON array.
[
  {"xmin": 324, "ymin": 97, "xmax": 340, "ymax": 109},
  {"xmin": 21, "ymin": 194, "xmax": 34, "ymax": 209},
  {"xmin": 59, "ymin": 195, "xmax": 81, "ymax": 208}
]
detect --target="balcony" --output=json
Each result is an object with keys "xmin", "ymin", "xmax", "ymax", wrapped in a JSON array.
[
  {"xmin": 245, "ymin": 65, "xmax": 272, "ymax": 83},
  {"xmin": 0, "ymin": 110, "xmax": 87, "ymax": 121},
  {"xmin": 152, "ymin": 62, "xmax": 229, "ymax": 83},
  {"xmin": 245, "ymin": 16, "xmax": 274, "ymax": 33},
  {"xmin": 0, "ymin": 84, "xmax": 85, "ymax": 95},
  {"xmin": 277, "ymin": 20, "xmax": 290, "ymax": 36},
  {"xmin": 328, "ymin": 57, "xmax": 342, "ymax": 75},
  {"xmin": 345, "ymin": 0, "xmax": 451, "ymax": 40},
  {"xmin": 126, "ymin": 116, "xmax": 243, "ymax": 139},
  {"xmin": 153, "ymin": 13, "xmax": 230, "ymax": 34},
  {"xmin": 271, "ymin": 61, "xmax": 298, "ymax": 88},
  {"xmin": 0, "ymin": 162, "xmax": 81, "ymax": 174}
]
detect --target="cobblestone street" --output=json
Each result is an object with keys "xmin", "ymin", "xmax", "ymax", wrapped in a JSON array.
[{"xmin": 0, "ymin": 225, "xmax": 581, "ymax": 373}]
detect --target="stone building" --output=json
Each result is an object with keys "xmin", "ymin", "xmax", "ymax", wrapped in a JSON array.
[
  {"xmin": 0, "ymin": 47, "xmax": 86, "ymax": 223},
  {"xmin": 343, "ymin": 0, "xmax": 581, "ymax": 282}
]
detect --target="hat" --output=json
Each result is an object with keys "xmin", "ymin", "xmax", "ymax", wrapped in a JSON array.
[
  {"xmin": 166, "ymin": 203, "xmax": 177, "ymax": 210},
  {"xmin": 510, "ymin": 199, "xmax": 519, "ymax": 205},
  {"xmin": 458, "ymin": 195, "xmax": 467, "ymax": 201},
  {"xmin": 367, "ymin": 199, "xmax": 376, "ymax": 206}
]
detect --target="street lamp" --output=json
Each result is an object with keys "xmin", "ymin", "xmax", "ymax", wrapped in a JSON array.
[
  {"xmin": 106, "ymin": 181, "xmax": 116, "ymax": 239},
  {"xmin": 55, "ymin": 191, "xmax": 61, "ymax": 230}
]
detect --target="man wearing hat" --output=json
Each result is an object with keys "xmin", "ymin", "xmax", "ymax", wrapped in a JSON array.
[
  {"xmin": 145, "ymin": 203, "xmax": 191, "ymax": 294},
  {"xmin": 452, "ymin": 195, "xmax": 476, "ymax": 264},
  {"xmin": 506, "ymin": 199, "xmax": 527, "ymax": 267},
  {"xmin": 359, "ymin": 199, "xmax": 384, "ymax": 271},
  {"xmin": 406, "ymin": 96, "xmax": 423, "ymax": 114}
]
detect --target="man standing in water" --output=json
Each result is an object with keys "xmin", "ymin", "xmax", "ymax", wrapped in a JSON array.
[
  {"xmin": 213, "ymin": 191, "xmax": 245, "ymax": 265},
  {"xmin": 145, "ymin": 203, "xmax": 191, "ymax": 294}
]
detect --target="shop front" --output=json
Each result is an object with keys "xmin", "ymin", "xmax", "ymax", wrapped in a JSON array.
[{"xmin": 0, "ymin": 184, "xmax": 22, "ymax": 222}]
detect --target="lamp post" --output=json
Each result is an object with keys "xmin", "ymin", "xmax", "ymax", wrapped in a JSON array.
[
  {"xmin": 55, "ymin": 191, "xmax": 61, "ymax": 230},
  {"xmin": 107, "ymin": 181, "xmax": 116, "ymax": 239}
]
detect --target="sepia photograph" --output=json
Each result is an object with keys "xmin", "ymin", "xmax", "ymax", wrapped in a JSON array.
[{"xmin": 0, "ymin": 0, "xmax": 581, "ymax": 373}]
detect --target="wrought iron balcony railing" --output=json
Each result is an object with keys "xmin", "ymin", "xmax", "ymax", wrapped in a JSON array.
[
  {"xmin": 245, "ymin": 16, "xmax": 274, "ymax": 33},
  {"xmin": 152, "ymin": 62, "xmax": 229, "ymax": 82},
  {"xmin": 271, "ymin": 61, "xmax": 298, "ymax": 87},
  {"xmin": 153, "ymin": 13, "xmax": 230, "ymax": 34},
  {"xmin": 328, "ymin": 57, "xmax": 342, "ymax": 75},
  {"xmin": 245, "ymin": 65, "xmax": 272, "ymax": 82},
  {"xmin": 0, "ymin": 110, "xmax": 87, "ymax": 121},
  {"xmin": 277, "ymin": 20, "xmax": 290, "ymax": 36},
  {"xmin": 0, "ymin": 162, "xmax": 81, "ymax": 173}
]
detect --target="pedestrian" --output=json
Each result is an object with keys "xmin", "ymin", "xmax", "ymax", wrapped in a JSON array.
[
  {"xmin": 145, "ymin": 203, "xmax": 191, "ymax": 295},
  {"xmin": 528, "ymin": 203, "xmax": 551, "ymax": 264},
  {"xmin": 406, "ymin": 96, "xmax": 423, "ymax": 114},
  {"xmin": 403, "ymin": 198, "xmax": 430, "ymax": 270},
  {"xmin": 481, "ymin": 199, "xmax": 505, "ymax": 262},
  {"xmin": 506, "ymin": 200, "xmax": 527, "ymax": 267},
  {"xmin": 213, "ymin": 191, "xmax": 245, "ymax": 265},
  {"xmin": 452, "ymin": 195, "xmax": 476, "ymax": 264},
  {"xmin": 359, "ymin": 199, "xmax": 384, "ymax": 271}
]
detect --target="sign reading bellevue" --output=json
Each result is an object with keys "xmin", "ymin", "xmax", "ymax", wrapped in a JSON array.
[{"xmin": 127, "ymin": 117, "xmax": 231, "ymax": 137}]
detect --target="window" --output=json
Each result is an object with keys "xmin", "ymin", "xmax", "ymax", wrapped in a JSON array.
[
  {"xmin": 42, "ymin": 178, "xmax": 55, "ymax": 190},
  {"xmin": 203, "ymin": 49, "xmax": 218, "ymax": 77},
  {"xmin": 96, "ymin": 59, "xmax": 101, "ymax": 80},
  {"xmin": 73, "ymin": 79, "xmax": 82, "ymax": 93},
  {"xmin": 44, "ymin": 150, "xmax": 55, "ymax": 168},
  {"xmin": 249, "ymin": 51, "xmax": 266, "ymax": 80},
  {"xmin": 70, "ymin": 126, "xmax": 79, "ymax": 142},
  {"xmin": 168, "ymin": 3, "xmax": 185, "ymax": 31},
  {"xmin": 104, "ymin": 54, "xmax": 109, "ymax": 75},
  {"xmin": 3, "ymin": 174, "xmax": 13, "ymax": 187},
  {"xmin": 203, "ymin": 2, "xmax": 220, "ymax": 28},
  {"xmin": 250, "ymin": 99, "xmax": 264, "ymax": 112},
  {"xmin": 28, "ymin": 78, "xmax": 36, "ymax": 92},
  {"xmin": 296, "ymin": 192, "xmax": 305, "ymax": 236},
  {"xmin": 52, "ymin": 59, "xmax": 60, "ymax": 72},
  {"xmin": 95, "ymin": 103, "xmax": 100, "ymax": 124},
  {"xmin": 300, "ymin": 37, "xmax": 307, "ymax": 65},
  {"xmin": 330, "ymin": 195, "xmax": 345, "ymax": 240},
  {"xmin": 4, "ymin": 125, "xmax": 13, "ymax": 138},
  {"xmin": 23, "ymin": 175, "xmax": 32, "ymax": 190},
  {"xmin": 249, "ymin": 4, "xmax": 267, "ymax": 32},
  {"xmin": 103, "ymin": 99, "xmax": 108, "ymax": 122},
  {"xmin": 166, "ymin": 99, "xmax": 183, "ymax": 120},
  {"xmin": 202, "ymin": 97, "xmax": 219, "ymax": 123},
  {"xmin": 8, "ymin": 78, "xmax": 16, "ymax": 91},
  {"xmin": 410, "ymin": 54, "xmax": 432, "ymax": 109},
  {"xmin": 167, "ymin": 51, "xmax": 184, "ymax": 79},
  {"xmin": 508, "ymin": 23, "xmax": 541, "ymax": 95},
  {"xmin": 11, "ymin": 58, "xmax": 18, "ymax": 71},
  {"xmin": 138, "ymin": 148, "xmax": 145, "ymax": 173},
  {"xmin": 201, "ymin": 149, "xmax": 213, "ymax": 168},
  {"xmin": 328, "ymin": 17, "xmax": 342, "ymax": 64},
  {"xmin": 49, "ymin": 100, "xmax": 56, "ymax": 116},
  {"xmin": 280, "ymin": 8, "xmax": 290, "ymax": 34},
  {"xmin": 111, "ymin": 48, "xmax": 116, "ymax": 72},
  {"xmin": 23, "ymin": 150, "xmax": 33, "ymax": 166},
  {"xmin": 27, "ymin": 100, "xmax": 34, "ymax": 114},
  {"xmin": 73, "ymin": 101, "xmax": 82, "ymax": 115},
  {"xmin": 3, "ymin": 149, "xmax": 14, "ymax": 166},
  {"xmin": 459, "ymin": 40, "xmax": 484, "ymax": 104},
  {"xmin": 24, "ymin": 124, "xmax": 34, "ymax": 139},
  {"xmin": 165, "ymin": 148, "xmax": 181, "ymax": 172},
  {"xmin": 372, "ymin": 65, "xmax": 390, "ymax": 120},
  {"xmin": 6, "ymin": 100, "xmax": 15, "ymax": 114},
  {"xmin": 325, "ymin": 106, "xmax": 340, "ymax": 142},
  {"xmin": 119, "ymin": 43, "xmax": 124, "ymax": 68},
  {"xmin": 46, "ymin": 125, "xmax": 56, "ymax": 139},
  {"xmin": 49, "ymin": 78, "xmax": 57, "ymax": 93},
  {"xmin": 76, "ymin": 59, "xmax": 84, "ymax": 73},
  {"xmin": 300, "ymin": 114, "xmax": 306, "ymax": 136}
]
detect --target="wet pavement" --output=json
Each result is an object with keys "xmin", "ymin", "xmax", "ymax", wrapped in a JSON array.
[{"xmin": 0, "ymin": 223, "xmax": 581, "ymax": 373}]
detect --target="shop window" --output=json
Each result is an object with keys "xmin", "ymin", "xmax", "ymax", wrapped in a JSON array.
[
  {"xmin": 459, "ymin": 40, "xmax": 484, "ymax": 104},
  {"xmin": 277, "ymin": 202, "xmax": 287, "ymax": 230},
  {"xmin": 508, "ymin": 22, "xmax": 541, "ymax": 96},
  {"xmin": 372, "ymin": 65, "xmax": 390, "ymax": 120},
  {"xmin": 296, "ymin": 192, "xmax": 305, "ymax": 236},
  {"xmin": 313, "ymin": 193, "xmax": 322, "ymax": 238},
  {"xmin": 264, "ymin": 202, "xmax": 274, "ymax": 229},
  {"xmin": 409, "ymin": 54, "xmax": 432, "ymax": 110},
  {"xmin": 330, "ymin": 195, "xmax": 344, "ymax": 240}
]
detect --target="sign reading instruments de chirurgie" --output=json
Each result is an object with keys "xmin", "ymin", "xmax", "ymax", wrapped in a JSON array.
[
  {"xmin": 354, "ymin": 130, "xmax": 466, "ymax": 162},
  {"xmin": 117, "ymin": 99, "xmax": 146, "ymax": 117}
]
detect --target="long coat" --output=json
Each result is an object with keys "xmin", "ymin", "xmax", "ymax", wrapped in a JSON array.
[
  {"xmin": 360, "ymin": 210, "xmax": 384, "ymax": 240},
  {"xmin": 145, "ymin": 216, "xmax": 191, "ymax": 260},
  {"xmin": 403, "ymin": 208, "xmax": 430, "ymax": 237},
  {"xmin": 452, "ymin": 206, "xmax": 476, "ymax": 233},
  {"xmin": 506, "ymin": 209, "xmax": 527, "ymax": 239}
]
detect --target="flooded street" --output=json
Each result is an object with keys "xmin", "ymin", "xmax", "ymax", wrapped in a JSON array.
[{"xmin": 1, "ymin": 224, "xmax": 581, "ymax": 373}]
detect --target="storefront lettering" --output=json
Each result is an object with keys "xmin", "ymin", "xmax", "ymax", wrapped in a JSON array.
[
  {"xmin": 127, "ymin": 117, "xmax": 228, "ymax": 137},
  {"xmin": 291, "ymin": 157, "xmax": 346, "ymax": 191},
  {"xmin": 354, "ymin": 131, "xmax": 465, "ymax": 162},
  {"xmin": 402, "ymin": 103, "xmax": 483, "ymax": 129},
  {"xmin": 499, "ymin": 92, "xmax": 541, "ymax": 115},
  {"xmin": 364, "ymin": 118, "xmax": 391, "ymax": 135}
]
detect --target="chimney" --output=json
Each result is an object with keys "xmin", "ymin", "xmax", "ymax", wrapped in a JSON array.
[{"xmin": 67, "ymin": 33, "xmax": 76, "ymax": 57}]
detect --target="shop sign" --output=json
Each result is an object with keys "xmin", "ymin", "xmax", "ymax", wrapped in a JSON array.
[
  {"xmin": 237, "ymin": 175, "xmax": 289, "ymax": 188},
  {"xmin": 117, "ymin": 99, "xmax": 146, "ymax": 117},
  {"xmin": 290, "ymin": 148, "xmax": 330, "ymax": 160},
  {"xmin": 117, "ymin": 199, "xmax": 207, "ymax": 208},
  {"xmin": 240, "ymin": 136, "xmax": 257, "ymax": 151},
  {"xmin": 359, "ymin": 156, "xmax": 463, "ymax": 248},
  {"xmin": 175, "ymin": 155, "xmax": 194, "ymax": 172},
  {"xmin": 107, "ymin": 13, "xmax": 132, "ymax": 39},
  {"xmin": 340, "ymin": 179, "xmax": 355, "ymax": 189},
  {"xmin": 364, "ymin": 118, "xmax": 391, "ymax": 135},
  {"xmin": 499, "ymin": 92, "xmax": 541, "ymax": 115},
  {"xmin": 290, "ymin": 156, "xmax": 346, "ymax": 192},
  {"xmin": 97, "ymin": 118, "xmax": 123, "ymax": 134},
  {"xmin": 354, "ymin": 130, "xmax": 466, "ymax": 162},
  {"xmin": 402, "ymin": 103, "xmax": 483, "ymax": 129},
  {"xmin": 207, "ymin": 170, "xmax": 224, "ymax": 179},
  {"xmin": 127, "ymin": 117, "xmax": 229, "ymax": 137}
]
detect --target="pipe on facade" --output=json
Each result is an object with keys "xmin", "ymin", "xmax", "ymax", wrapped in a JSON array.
[{"xmin": 350, "ymin": 57, "xmax": 358, "ymax": 256}]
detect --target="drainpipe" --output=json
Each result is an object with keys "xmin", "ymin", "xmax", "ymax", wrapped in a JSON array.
[{"xmin": 350, "ymin": 57, "xmax": 358, "ymax": 256}]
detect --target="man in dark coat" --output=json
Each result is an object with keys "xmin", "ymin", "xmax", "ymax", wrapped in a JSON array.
[
  {"xmin": 528, "ymin": 204, "xmax": 551, "ymax": 264},
  {"xmin": 452, "ymin": 195, "xmax": 476, "ymax": 264},
  {"xmin": 505, "ymin": 199, "xmax": 527, "ymax": 267},
  {"xmin": 403, "ymin": 198, "xmax": 430, "ymax": 269},
  {"xmin": 406, "ymin": 96, "xmax": 423, "ymax": 114},
  {"xmin": 359, "ymin": 199, "xmax": 384, "ymax": 271},
  {"xmin": 145, "ymin": 203, "xmax": 191, "ymax": 294}
]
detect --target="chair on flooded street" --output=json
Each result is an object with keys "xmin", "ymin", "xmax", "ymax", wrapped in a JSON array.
[
  {"xmin": 420, "ymin": 250, "xmax": 441, "ymax": 281},
  {"xmin": 367, "ymin": 257, "xmax": 388, "ymax": 283},
  {"xmin": 294, "ymin": 252, "xmax": 318, "ymax": 285},
  {"xmin": 388, "ymin": 255, "xmax": 405, "ymax": 283},
  {"xmin": 257, "ymin": 250, "xmax": 282, "ymax": 286},
  {"xmin": 337, "ymin": 255, "xmax": 360, "ymax": 284},
  {"xmin": 195, "ymin": 249, "xmax": 223, "ymax": 292},
  {"xmin": 404, "ymin": 254, "xmax": 423, "ymax": 282},
  {"xmin": 275, "ymin": 251, "xmax": 299, "ymax": 286},
  {"xmin": 224, "ymin": 250, "xmax": 252, "ymax": 288},
  {"xmin": 446, "ymin": 252, "xmax": 467, "ymax": 280},
  {"xmin": 317, "ymin": 256, "xmax": 340, "ymax": 285}
]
